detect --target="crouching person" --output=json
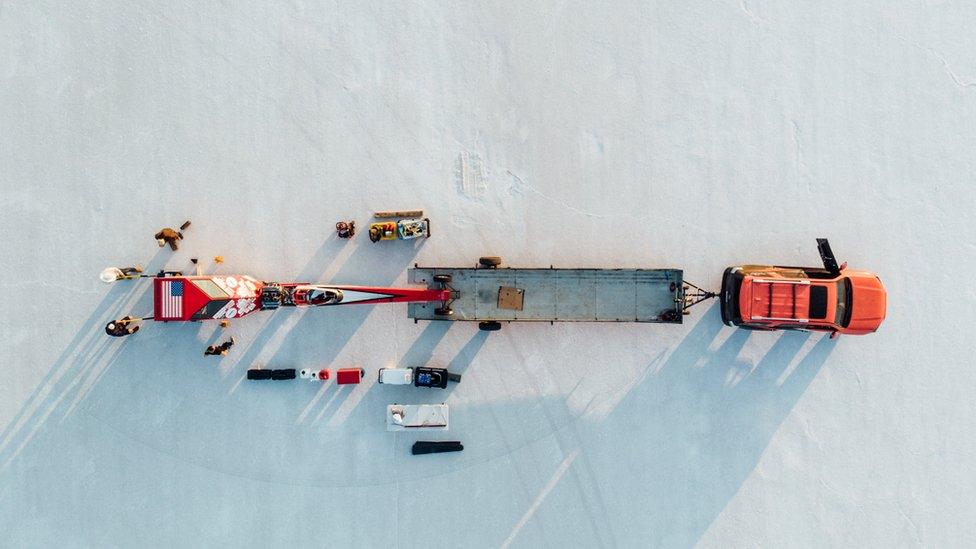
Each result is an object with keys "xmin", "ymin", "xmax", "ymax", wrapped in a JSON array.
[{"xmin": 105, "ymin": 316, "xmax": 140, "ymax": 337}]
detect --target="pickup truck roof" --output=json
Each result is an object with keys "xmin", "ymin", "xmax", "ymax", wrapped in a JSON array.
[
  {"xmin": 721, "ymin": 239, "xmax": 887, "ymax": 335},
  {"xmin": 745, "ymin": 278, "xmax": 813, "ymax": 323}
]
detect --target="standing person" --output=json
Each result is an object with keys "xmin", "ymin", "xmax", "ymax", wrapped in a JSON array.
[
  {"xmin": 105, "ymin": 316, "xmax": 140, "ymax": 337},
  {"xmin": 204, "ymin": 337, "xmax": 236, "ymax": 356},
  {"xmin": 155, "ymin": 220, "xmax": 191, "ymax": 251}
]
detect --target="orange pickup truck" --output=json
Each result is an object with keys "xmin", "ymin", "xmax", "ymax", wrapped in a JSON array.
[{"xmin": 720, "ymin": 239, "xmax": 886, "ymax": 336}]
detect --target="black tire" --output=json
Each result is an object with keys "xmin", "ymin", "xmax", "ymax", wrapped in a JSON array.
[
  {"xmin": 478, "ymin": 321, "xmax": 502, "ymax": 331},
  {"xmin": 271, "ymin": 369, "xmax": 296, "ymax": 380},
  {"xmin": 479, "ymin": 256, "xmax": 501, "ymax": 268},
  {"xmin": 433, "ymin": 274, "xmax": 452, "ymax": 284},
  {"xmin": 247, "ymin": 369, "xmax": 272, "ymax": 381},
  {"xmin": 434, "ymin": 307, "xmax": 453, "ymax": 317},
  {"xmin": 424, "ymin": 218, "xmax": 431, "ymax": 238}
]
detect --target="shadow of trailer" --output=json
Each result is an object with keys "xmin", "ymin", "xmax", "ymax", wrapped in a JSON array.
[{"xmin": 407, "ymin": 257, "xmax": 715, "ymax": 330}]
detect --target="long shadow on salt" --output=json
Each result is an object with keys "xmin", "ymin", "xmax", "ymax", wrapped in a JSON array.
[
  {"xmin": 581, "ymin": 306, "xmax": 836, "ymax": 547},
  {"xmin": 0, "ymin": 249, "xmax": 169, "ymax": 471}
]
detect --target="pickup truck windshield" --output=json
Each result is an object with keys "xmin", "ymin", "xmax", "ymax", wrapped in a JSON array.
[{"xmin": 834, "ymin": 278, "xmax": 852, "ymax": 327}]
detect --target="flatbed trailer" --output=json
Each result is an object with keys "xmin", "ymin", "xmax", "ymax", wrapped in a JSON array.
[{"xmin": 407, "ymin": 258, "xmax": 715, "ymax": 328}]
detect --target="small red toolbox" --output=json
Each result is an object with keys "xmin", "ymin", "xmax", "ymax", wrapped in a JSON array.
[{"xmin": 336, "ymin": 367, "xmax": 365, "ymax": 385}]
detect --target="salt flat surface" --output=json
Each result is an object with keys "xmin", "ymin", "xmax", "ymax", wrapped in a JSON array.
[{"xmin": 2, "ymin": 2, "xmax": 975, "ymax": 547}]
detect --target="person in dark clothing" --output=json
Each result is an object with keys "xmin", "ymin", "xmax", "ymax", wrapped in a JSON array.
[
  {"xmin": 336, "ymin": 220, "xmax": 355, "ymax": 238},
  {"xmin": 155, "ymin": 221, "xmax": 191, "ymax": 251},
  {"xmin": 204, "ymin": 337, "xmax": 236, "ymax": 356},
  {"xmin": 105, "ymin": 316, "xmax": 140, "ymax": 337}
]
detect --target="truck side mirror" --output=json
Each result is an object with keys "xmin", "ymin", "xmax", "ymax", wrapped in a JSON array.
[
  {"xmin": 839, "ymin": 261, "xmax": 847, "ymax": 271},
  {"xmin": 830, "ymin": 330, "xmax": 840, "ymax": 339}
]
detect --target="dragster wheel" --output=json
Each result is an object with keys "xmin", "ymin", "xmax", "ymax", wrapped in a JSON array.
[
  {"xmin": 478, "ymin": 321, "xmax": 502, "ymax": 331},
  {"xmin": 479, "ymin": 256, "xmax": 502, "ymax": 268}
]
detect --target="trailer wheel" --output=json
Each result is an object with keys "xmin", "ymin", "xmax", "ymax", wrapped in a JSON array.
[
  {"xmin": 479, "ymin": 321, "xmax": 502, "ymax": 331},
  {"xmin": 433, "ymin": 274, "xmax": 452, "ymax": 284},
  {"xmin": 479, "ymin": 256, "xmax": 502, "ymax": 268},
  {"xmin": 434, "ymin": 307, "xmax": 454, "ymax": 317},
  {"xmin": 661, "ymin": 310, "xmax": 680, "ymax": 322}
]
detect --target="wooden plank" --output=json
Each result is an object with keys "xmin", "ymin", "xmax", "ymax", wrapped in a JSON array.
[
  {"xmin": 497, "ymin": 286, "xmax": 524, "ymax": 310},
  {"xmin": 373, "ymin": 209, "xmax": 424, "ymax": 218}
]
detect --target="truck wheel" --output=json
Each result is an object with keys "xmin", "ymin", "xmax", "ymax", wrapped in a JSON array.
[
  {"xmin": 479, "ymin": 256, "xmax": 502, "ymax": 268},
  {"xmin": 479, "ymin": 321, "xmax": 502, "ymax": 331},
  {"xmin": 434, "ymin": 307, "xmax": 454, "ymax": 317},
  {"xmin": 433, "ymin": 274, "xmax": 452, "ymax": 284}
]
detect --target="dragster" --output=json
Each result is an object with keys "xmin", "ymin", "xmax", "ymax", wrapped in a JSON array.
[{"xmin": 151, "ymin": 275, "xmax": 452, "ymax": 322}]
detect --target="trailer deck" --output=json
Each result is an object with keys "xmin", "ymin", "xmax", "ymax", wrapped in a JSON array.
[{"xmin": 408, "ymin": 267, "xmax": 685, "ymax": 323}]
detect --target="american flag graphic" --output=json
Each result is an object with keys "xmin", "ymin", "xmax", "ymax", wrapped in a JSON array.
[{"xmin": 161, "ymin": 280, "xmax": 183, "ymax": 318}]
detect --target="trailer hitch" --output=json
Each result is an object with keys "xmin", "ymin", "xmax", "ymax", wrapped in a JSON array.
[{"xmin": 679, "ymin": 281, "xmax": 718, "ymax": 311}]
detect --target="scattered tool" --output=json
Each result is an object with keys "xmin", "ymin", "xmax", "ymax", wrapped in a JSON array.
[
  {"xmin": 368, "ymin": 218, "xmax": 430, "ymax": 242},
  {"xmin": 377, "ymin": 366, "xmax": 460, "ymax": 388},
  {"xmin": 299, "ymin": 368, "xmax": 331, "ymax": 381},
  {"xmin": 387, "ymin": 404, "xmax": 449, "ymax": 431},
  {"xmin": 336, "ymin": 367, "xmax": 365, "ymax": 385}
]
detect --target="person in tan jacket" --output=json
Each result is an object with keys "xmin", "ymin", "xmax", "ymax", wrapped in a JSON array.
[{"xmin": 155, "ymin": 220, "xmax": 191, "ymax": 250}]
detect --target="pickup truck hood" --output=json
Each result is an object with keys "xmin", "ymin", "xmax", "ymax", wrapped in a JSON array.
[{"xmin": 847, "ymin": 275, "xmax": 887, "ymax": 332}]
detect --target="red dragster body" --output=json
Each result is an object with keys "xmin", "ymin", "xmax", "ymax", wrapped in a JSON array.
[{"xmin": 153, "ymin": 275, "xmax": 451, "ymax": 322}]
